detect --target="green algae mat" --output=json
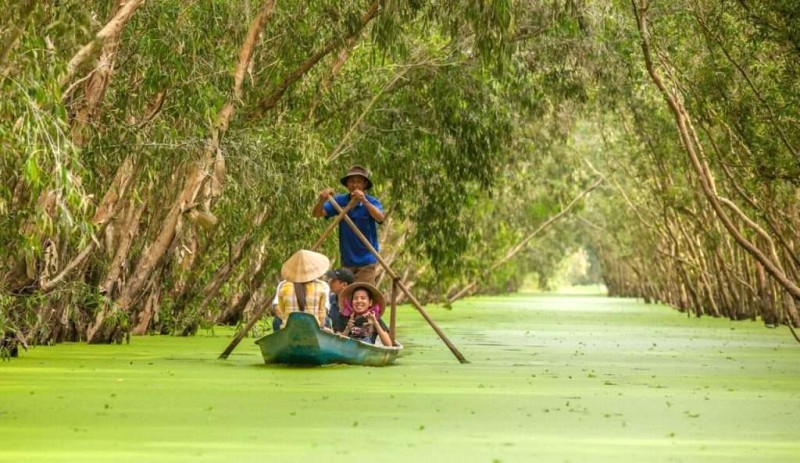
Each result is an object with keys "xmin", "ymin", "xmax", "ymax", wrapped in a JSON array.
[{"xmin": 2, "ymin": 294, "xmax": 798, "ymax": 463}]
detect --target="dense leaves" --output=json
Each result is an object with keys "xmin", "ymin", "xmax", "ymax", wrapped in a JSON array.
[{"xmin": 1, "ymin": 0, "xmax": 798, "ymax": 345}]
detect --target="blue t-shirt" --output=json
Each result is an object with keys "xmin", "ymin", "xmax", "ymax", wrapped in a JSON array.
[{"xmin": 323, "ymin": 193, "xmax": 383, "ymax": 267}]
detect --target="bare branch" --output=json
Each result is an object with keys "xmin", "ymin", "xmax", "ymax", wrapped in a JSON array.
[{"xmin": 60, "ymin": 0, "xmax": 145, "ymax": 88}]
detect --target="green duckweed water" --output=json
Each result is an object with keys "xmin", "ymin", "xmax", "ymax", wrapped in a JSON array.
[{"xmin": 1, "ymin": 294, "xmax": 798, "ymax": 462}]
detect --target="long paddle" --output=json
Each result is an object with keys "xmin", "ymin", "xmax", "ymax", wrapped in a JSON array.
[
  {"xmin": 218, "ymin": 198, "xmax": 356, "ymax": 359},
  {"xmin": 326, "ymin": 197, "xmax": 469, "ymax": 364}
]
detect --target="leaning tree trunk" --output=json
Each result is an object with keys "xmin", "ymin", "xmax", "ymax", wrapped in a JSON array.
[{"xmin": 67, "ymin": 0, "xmax": 129, "ymax": 146}]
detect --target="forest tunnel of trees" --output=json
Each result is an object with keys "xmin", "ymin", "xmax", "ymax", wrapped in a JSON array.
[{"xmin": 1, "ymin": 0, "xmax": 798, "ymax": 348}]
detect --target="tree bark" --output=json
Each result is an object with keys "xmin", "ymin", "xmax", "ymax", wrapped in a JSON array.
[
  {"xmin": 60, "ymin": 0, "xmax": 145, "ymax": 88},
  {"xmin": 67, "ymin": 0, "xmax": 129, "ymax": 145}
]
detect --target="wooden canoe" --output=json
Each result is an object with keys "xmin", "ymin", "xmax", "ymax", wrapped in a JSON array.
[{"xmin": 254, "ymin": 312, "xmax": 401, "ymax": 366}]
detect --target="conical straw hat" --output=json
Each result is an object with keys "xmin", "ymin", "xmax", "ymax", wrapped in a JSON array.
[
  {"xmin": 281, "ymin": 250, "xmax": 330, "ymax": 283},
  {"xmin": 339, "ymin": 282, "xmax": 386, "ymax": 315}
]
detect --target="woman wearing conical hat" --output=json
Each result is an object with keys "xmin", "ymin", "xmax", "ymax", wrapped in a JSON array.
[
  {"xmin": 274, "ymin": 250, "xmax": 331, "ymax": 329},
  {"xmin": 337, "ymin": 282, "xmax": 392, "ymax": 346}
]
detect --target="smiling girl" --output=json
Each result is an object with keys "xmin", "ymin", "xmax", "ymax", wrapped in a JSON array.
[{"xmin": 338, "ymin": 282, "xmax": 393, "ymax": 346}]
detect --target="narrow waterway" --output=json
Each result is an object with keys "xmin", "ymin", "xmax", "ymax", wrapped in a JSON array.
[{"xmin": 1, "ymin": 294, "xmax": 798, "ymax": 462}]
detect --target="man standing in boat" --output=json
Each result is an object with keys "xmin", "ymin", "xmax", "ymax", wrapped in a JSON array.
[{"xmin": 312, "ymin": 165, "xmax": 384, "ymax": 284}]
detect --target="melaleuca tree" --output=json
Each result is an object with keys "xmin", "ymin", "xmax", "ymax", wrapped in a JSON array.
[{"xmin": 3, "ymin": 0, "xmax": 799, "ymax": 347}]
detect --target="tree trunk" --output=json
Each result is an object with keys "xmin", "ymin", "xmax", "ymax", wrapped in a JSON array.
[{"xmin": 60, "ymin": 0, "xmax": 145, "ymax": 88}]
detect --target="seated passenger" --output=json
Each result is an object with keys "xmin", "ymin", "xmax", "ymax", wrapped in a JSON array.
[
  {"xmin": 337, "ymin": 282, "xmax": 392, "ymax": 346},
  {"xmin": 274, "ymin": 250, "xmax": 331, "ymax": 329},
  {"xmin": 324, "ymin": 267, "xmax": 354, "ymax": 331}
]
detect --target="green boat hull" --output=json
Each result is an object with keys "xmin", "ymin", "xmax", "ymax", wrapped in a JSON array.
[{"xmin": 254, "ymin": 312, "xmax": 401, "ymax": 366}]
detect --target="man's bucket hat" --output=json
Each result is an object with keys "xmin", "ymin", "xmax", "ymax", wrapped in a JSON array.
[{"xmin": 340, "ymin": 165, "xmax": 373, "ymax": 190}]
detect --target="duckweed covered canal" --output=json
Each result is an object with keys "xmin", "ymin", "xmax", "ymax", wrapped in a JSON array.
[{"xmin": 2, "ymin": 294, "xmax": 798, "ymax": 463}]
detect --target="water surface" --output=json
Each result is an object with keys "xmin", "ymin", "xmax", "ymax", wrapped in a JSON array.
[{"xmin": 1, "ymin": 294, "xmax": 798, "ymax": 462}]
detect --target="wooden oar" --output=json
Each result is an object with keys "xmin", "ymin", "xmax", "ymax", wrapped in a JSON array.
[
  {"xmin": 389, "ymin": 281, "xmax": 397, "ymax": 342},
  {"xmin": 326, "ymin": 197, "xmax": 469, "ymax": 364},
  {"xmin": 218, "ymin": 197, "xmax": 356, "ymax": 359}
]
